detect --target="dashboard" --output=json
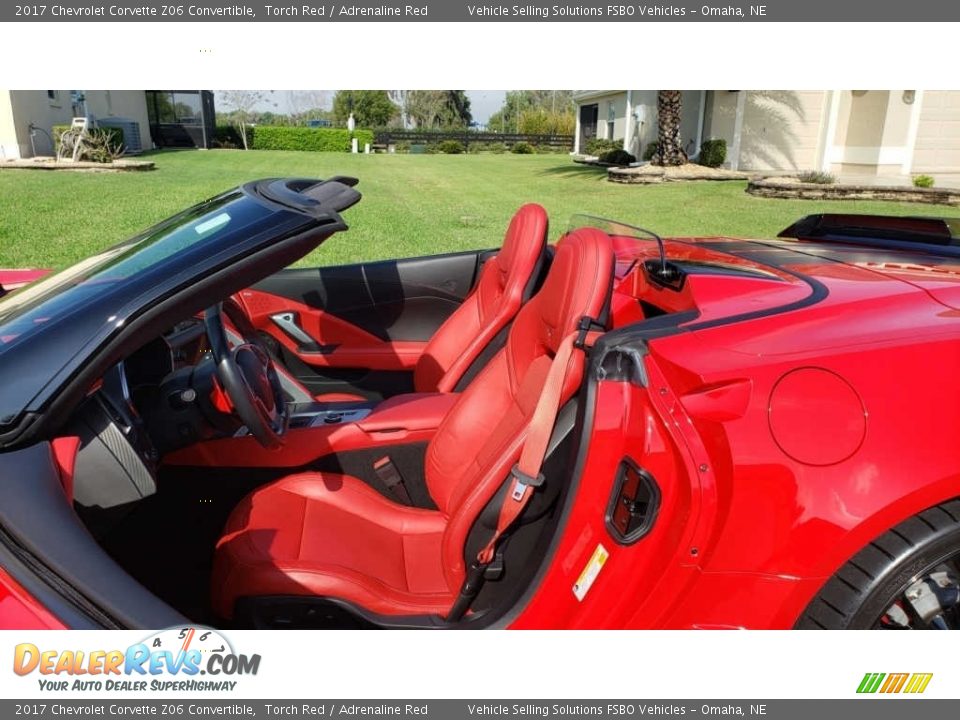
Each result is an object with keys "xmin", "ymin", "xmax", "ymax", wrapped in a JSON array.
[
  {"xmin": 70, "ymin": 316, "xmax": 220, "ymax": 537},
  {"xmin": 124, "ymin": 317, "xmax": 209, "ymax": 394}
]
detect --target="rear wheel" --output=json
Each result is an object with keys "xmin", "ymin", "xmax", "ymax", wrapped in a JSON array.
[{"xmin": 796, "ymin": 500, "xmax": 960, "ymax": 629}]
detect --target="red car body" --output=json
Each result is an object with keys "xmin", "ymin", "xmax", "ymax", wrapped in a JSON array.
[
  {"xmin": 2, "ymin": 200, "xmax": 959, "ymax": 630},
  {"xmin": 0, "ymin": 268, "xmax": 47, "ymax": 294}
]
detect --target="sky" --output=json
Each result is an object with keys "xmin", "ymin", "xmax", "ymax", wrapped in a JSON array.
[{"xmin": 214, "ymin": 90, "xmax": 507, "ymax": 124}]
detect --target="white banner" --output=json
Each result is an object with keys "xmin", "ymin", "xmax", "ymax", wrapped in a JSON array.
[{"xmin": 0, "ymin": 629, "xmax": 950, "ymax": 700}]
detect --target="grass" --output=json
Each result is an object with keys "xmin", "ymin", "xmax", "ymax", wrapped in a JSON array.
[{"xmin": 3, "ymin": 149, "xmax": 960, "ymax": 270}]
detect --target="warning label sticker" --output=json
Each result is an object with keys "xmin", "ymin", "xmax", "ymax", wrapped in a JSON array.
[{"xmin": 572, "ymin": 543, "xmax": 609, "ymax": 601}]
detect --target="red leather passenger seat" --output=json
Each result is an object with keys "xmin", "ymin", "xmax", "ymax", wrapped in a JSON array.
[
  {"xmin": 211, "ymin": 226, "xmax": 614, "ymax": 619},
  {"xmin": 313, "ymin": 203, "xmax": 548, "ymax": 401}
]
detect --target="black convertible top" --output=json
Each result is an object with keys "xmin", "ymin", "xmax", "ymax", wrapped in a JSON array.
[{"xmin": 780, "ymin": 213, "xmax": 960, "ymax": 257}]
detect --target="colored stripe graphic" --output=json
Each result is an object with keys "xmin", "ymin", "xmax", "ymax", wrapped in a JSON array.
[
  {"xmin": 904, "ymin": 673, "xmax": 933, "ymax": 694},
  {"xmin": 857, "ymin": 672, "xmax": 932, "ymax": 694},
  {"xmin": 857, "ymin": 673, "xmax": 885, "ymax": 693},
  {"xmin": 880, "ymin": 673, "xmax": 908, "ymax": 693}
]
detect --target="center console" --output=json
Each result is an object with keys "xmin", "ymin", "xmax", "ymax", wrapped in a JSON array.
[
  {"xmin": 164, "ymin": 392, "xmax": 460, "ymax": 469},
  {"xmin": 288, "ymin": 402, "xmax": 375, "ymax": 429}
]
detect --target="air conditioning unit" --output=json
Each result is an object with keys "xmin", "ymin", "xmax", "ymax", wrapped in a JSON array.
[{"xmin": 97, "ymin": 117, "xmax": 143, "ymax": 155}]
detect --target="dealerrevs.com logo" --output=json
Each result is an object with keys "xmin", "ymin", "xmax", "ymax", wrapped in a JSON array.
[
  {"xmin": 857, "ymin": 672, "xmax": 933, "ymax": 694},
  {"xmin": 13, "ymin": 627, "xmax": 261, "ymax": 692}
]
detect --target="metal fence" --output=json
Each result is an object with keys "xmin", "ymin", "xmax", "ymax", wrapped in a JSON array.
[{"xmin": 374, "ymin": 130, "xmax": 574, "ymax": 151}]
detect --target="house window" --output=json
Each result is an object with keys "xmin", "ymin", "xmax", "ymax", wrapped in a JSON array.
[
  {"xmin": 607, "ymin": 102, "xmax": 617, "ymax": 140},
  {"xmin": 47, "ymin": 90, "xmax": 56, "ymax": 100}
]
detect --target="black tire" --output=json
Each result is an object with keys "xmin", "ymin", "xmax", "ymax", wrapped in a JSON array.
[{"xmin": 796, "ymin": 499, "xmax": 960, "ymax": 629}]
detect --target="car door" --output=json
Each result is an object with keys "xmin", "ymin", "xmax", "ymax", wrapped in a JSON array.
[{"xmin": 238, "ymin": 250, "xmax": 491, "ymax": 400}]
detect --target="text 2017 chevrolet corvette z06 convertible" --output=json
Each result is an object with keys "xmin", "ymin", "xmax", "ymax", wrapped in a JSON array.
[{"xmin": 1, "ymin": 177, "xmax": 959, "ymax": 630}]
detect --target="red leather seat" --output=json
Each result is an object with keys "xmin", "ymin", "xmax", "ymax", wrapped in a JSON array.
[
  {"xmin": 212, "ymin": 227, "xmax": 614, "ymax": 619},
  {"xmin": 313, "ymin": 203, "xmax": 548, "ymax": 402}
]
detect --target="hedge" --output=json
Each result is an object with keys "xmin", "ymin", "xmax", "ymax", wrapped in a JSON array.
[
  {"xmin": 249, "ymin": 126, "xmax": 374, "ymax": 152},
  {"xmin": 698, "ymin": 138, "xmax": 727, "ymax": 168},
  {"xmin": 584, "ymin": 138, "xmax": 621, "ymax": 156},
  {"xmin": 599, "ymin": 149, "xmax": 636, "ymax": 166},
  {"xmin": 53, "ymin": 124, "xmax": 124, "ymax": 154},
  {"xmin": 214, "ymin": 125, "xmax": 246, "ymax": 148}
]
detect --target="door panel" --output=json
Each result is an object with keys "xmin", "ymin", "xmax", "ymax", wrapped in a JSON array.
[
  {"xmin": 240, "ymin": 251, "xmax": 483, "ymax": 399},
  {"xmin": 252, "ymin": 251, "xmax": 480, "ymax": 341}
]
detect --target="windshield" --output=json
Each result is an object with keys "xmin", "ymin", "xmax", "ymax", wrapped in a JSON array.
[
  {"xmin": 568, "ymin": 213, "xmax": 673, "ymax": 276},
  {"xmin": 567, "ymin": 214, "xmax": 664, "ymax": 246},
  {"xmin": 0, "ymin": 191, "xmax": 276, "ymax": 353}
]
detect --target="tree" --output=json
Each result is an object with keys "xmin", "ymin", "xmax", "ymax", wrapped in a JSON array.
[
  {"xmin": 388, "ymin": 90, "xmax": 409, "ymax": 127},
  {"xmin": 332, "ymin": 91, "xmax": 399, "ymax": 128},
  {"xmin": 404, "ymin": 91, "xmax": 472, "ymax": 129},
  {"xmin": 286, "ymin": 90, "xmax": 332, "ymax": 125},
  {"xmin": 653, "ymin": 91, "xmax": 687, "ymax": 166},
  {"xmin": 488, "ymin": 90, "xmax": 575, "ymax": 134},
  {"xmin": 516, "ymin": 107, "xmax": 575, "ymax": 135},
  {"xmin": 219, "ymin": 90, "xmax": 277, "ymax": 149}
]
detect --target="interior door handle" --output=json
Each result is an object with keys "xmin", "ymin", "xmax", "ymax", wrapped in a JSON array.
[{"xmin": 270, "ymin": 313, "xmax": 338, "ymax": 354}]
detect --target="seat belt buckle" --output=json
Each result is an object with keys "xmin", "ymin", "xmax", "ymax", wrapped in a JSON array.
[
  {"xmin": 373, "ymin": 456, "xmax": 412, "ymax": 505},
  {"xmin": 483, "ymin": 550, "xmax": 505, "ymax": 581},
  {"xmin": 510, "ymin": 463, "xmax": 545, "ymax": 501},
  {"xmin": 574, "ymin": 315, "xmax": 601, "ymax": 350}
]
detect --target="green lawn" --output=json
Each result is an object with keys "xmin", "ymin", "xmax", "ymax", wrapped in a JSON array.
[{"xmin": 3, "ymin": 150, "xmax": 959, "ymax": 270}]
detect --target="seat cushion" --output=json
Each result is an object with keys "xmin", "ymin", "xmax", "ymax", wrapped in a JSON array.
[{"xmin": 212, "ymin": 472, "xmax": 454, "ymax": 618}]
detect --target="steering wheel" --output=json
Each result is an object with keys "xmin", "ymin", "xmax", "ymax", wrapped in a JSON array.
[{"xmin": 203, "ymin": 299, "xmax": 288, "ymax": 449}]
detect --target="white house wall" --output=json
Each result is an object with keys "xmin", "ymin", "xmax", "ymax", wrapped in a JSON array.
[
  {"xmin": 0, "ymin": 90, "xmax": 153, "ymax": 159},
  {"xmin": 3, "ymin": 90, "xmax": 74, "ymax": 158},
  {"xmin": 737, "ymin": 91, "xmax": 827, "ymax": 172},
  {"xmin": 912, "ymin": 90, "xmax": 960, "ymax": 174},
  {"xmin": 83, "ymin": 90, "xmax": 153, "ymax": 153},
  {"xmin": 0, "ymin": 92, "xmax": 20, "ymax": 159}
]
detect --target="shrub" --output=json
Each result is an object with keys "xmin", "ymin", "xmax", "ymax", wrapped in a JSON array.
[
  {"xmin": 53, "ymin": 124, "xmax": 124, "ymax": 157},
  {"xmin": 437, "ymin": 139, "xmax": 465, "ymax": 154},
  {"xmin": 642, "ymin": 141, "xmax": 660, "ymax": 162},
  {"xmin": 599, "ymin": 149, "xmax": 636, "ymax": 166},
  {"xmin": 511, "ymin": 142, "xmax": 535, "ymax": 154},
  {"xmin": 913, "ymin": 174, "xmax": 935, "ymax": 188},
  {"xmin": 213, "ymin": 125, "xmax": 246, "ymax": 149},
  {"xmin": 81, "ymin": 129, "xmax": 125, "ymax": 163},
  {"xmin": 249, "ymin": 126, "xmax": 375, "ymax": 152},
  {"xmin": 797, "ymin": 170, "xmax": 836, "ymax": 184},
  {"xmin": 467, "ymin": 141, "xmax": 508, "ymax": 154},
  {"xmin": 698, "ymin": 138, "xmax": 727, "ymax": 168},
  {"xmin": 585, "ymin": 138, "xmax": 621, "ymax": 156}
]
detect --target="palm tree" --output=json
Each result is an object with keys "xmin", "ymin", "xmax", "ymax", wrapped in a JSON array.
[{"xmin": 654, "ymin": 91, "xmax": 687, "ymax": 166}]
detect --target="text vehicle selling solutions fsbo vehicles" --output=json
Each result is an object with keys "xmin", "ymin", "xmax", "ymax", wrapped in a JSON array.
[{"xmin": 0, "ymin": 177, "xmax": 959, "ymax": 630}]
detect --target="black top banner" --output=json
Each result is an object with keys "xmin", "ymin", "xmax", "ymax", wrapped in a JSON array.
[{"xmin": 4, "ymin": 0, "xmax": 958, "ymax": 21}]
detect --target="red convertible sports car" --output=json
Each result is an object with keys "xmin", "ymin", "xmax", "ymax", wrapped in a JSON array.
[{"xmin": 1, "ymin": 177, "xmax": 959, "ymax": 630}]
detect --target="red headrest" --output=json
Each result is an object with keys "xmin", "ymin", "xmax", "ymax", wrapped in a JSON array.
[
  {"xmin": 494, "ymin": 203, "xmax": 548, "ymax": 288},
  {"xmin": 534, "ymin": 227, "xmax": 614, "ymax": 353}
]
